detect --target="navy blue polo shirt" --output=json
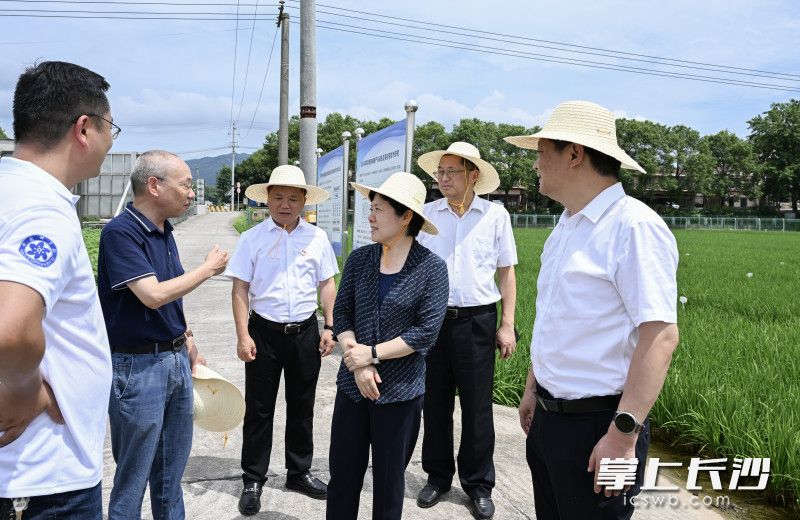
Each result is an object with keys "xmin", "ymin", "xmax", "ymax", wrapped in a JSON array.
[{"xmin": 97, "ymin": 202, "xmax": 186, "ymax": 348}]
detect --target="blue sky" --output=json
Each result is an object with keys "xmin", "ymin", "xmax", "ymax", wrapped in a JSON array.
[{"xmin": 1, "ymin": 0, "xmax": 799, "ymax": 159}]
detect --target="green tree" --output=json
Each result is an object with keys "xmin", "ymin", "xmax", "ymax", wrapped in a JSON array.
[
  {"xmin": 411, "ymin": 121, "xmax": 449, "ymax": 187},
  {"xmin": 215, "ymin": 165, "xmax": 231, "ymax": 204},
  {"xmin": 703, "ymin": 130, "xmax": 760, "ymax": 206},
  {"xmin": 0, "ymin": 127, "xmax": 8, "ymax": 139},
  {"xmin": 616, "ymin": 119, "xmax": 671, "ymax": 199},
  {"xmin": 748, "ymin": 99, "xmax": 800, "ymax": 213}
]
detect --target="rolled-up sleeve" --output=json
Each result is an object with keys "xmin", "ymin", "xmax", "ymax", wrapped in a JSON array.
[{"xmin": 399, "ymin": 256, "xmax": 449, "ymax": 357}]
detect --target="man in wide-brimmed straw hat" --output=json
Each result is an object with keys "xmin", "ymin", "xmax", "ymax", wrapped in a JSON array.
[
  {"xmin": 415, "ymin": 142, "xmax": 518, "ymax": 519},
  {"xmin": 225, "ymin": 164, "xmax": 338, "ymax": 516},
  {"xmin": 507, "ymin": 100, "xmax": 679, "ymax": 520},
  {"xmin": 327, "ymin": 172, "xmax": 448, "ymax": 520}
]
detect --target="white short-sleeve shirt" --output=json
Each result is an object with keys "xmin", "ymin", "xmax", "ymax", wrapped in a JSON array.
[
  {"xmin": 531, "ymin": 183, "xmax": 678, "ymax": 399},
  {"xmin": 224, "ymin": 217, "xmax": 339, "ymax": 322},
  {"xmin": 0, "ymin": 157, "xmax": 112, "ymax": 497},
  {"xmin": 418, "ymin": 196, "xmax": 517, "ymax": 307}
]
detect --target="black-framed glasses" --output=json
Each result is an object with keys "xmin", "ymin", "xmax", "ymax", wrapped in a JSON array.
[{"xmin": 73, "ymin": 113, "xmax": 121, "ymax": 139}]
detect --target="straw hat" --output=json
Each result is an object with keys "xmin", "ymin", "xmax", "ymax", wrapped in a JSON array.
[
  {"xmin": 417, "ymin": 142, "xmax": 500, "ymax": 195},
  {"xmin": 503, "ymin": 100, "xmax": 645, "ymax": 173},
  {"xmin": 350, "ymin": 172, "xmax": 438, "ymax": 235},
  {"xmin": 244, "ymin": 164, "xmax": 330, "ymax": 206},
  {"xmin": 192, "ymin": 365, "xmax": 245, "ymax": 433}
]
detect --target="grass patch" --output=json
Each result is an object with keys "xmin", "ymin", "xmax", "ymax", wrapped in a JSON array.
[
  {"xmin": 502, "ymin": 228, "xmax": 800, "ymax": 509},
  {"xmin": 82, "ymin": 228, "xmax": 101, "ymax": 279}
]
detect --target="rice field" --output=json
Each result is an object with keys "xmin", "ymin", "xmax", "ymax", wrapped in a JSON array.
[{"xmin": 498, "ymin": 228, "xmax": 800, "ymax": 509}]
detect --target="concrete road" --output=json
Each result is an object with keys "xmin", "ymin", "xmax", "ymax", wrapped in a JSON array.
[{"xmin": 101, "ymin": 212, "xmax": 724, "ymax": 520}]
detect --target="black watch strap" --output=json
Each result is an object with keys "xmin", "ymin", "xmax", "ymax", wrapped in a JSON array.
[
  {"xmin": 371, "ymin": 344, "xmax": 380, "ymax": 364},
  {"xmin": 323, "ymin": 324, "xmax": 336, "ymax": 341}
]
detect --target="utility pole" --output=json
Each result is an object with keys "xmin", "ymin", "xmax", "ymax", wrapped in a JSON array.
[
  {"xmin": 278, "ymin": 1, "xmax": 289, "ymax": 165},
  {"xmin": 229, "ymin": 121, "xmax": 237, "ymax": 210},
  {"xmin": 299, "ymin": 0, "xmax": 317, "ymax": 185}
]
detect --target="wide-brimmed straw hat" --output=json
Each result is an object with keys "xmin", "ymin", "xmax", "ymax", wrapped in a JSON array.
[
  {"xmin": 350, "ymin": 172, "xmax": 438, "ymax": 235},
  {"xmin": 503, "ymin": 100, "xmax": 645, "ymax": 173},
  {"xmin": 244, "ymin": 164, "xmax": 330, "ymax": 206},
  {"xmin": 417, "ymin": 142, "xmax": 500, "ymax": 195},
  {"xmin": 192, "ymin": 365, "xmax": 245, "ymax": 433}
]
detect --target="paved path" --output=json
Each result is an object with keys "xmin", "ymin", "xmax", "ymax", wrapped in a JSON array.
[{"xmin": 101, "ymin": 212, "xmax": 724, "ymax": 520}]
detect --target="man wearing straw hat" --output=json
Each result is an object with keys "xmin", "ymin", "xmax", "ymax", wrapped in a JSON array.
[
  {"xmin": 506, "ymin": 100, "xmax": 679, "ymax": 520},
  {"xmin": 98, "ymin": 150, "xmax": 229, "ymax": 520},
  {"xmin": 416, "ymin": 142, "xmax": 518, "ymax": 519},
  {"xmin": 227, "ymin": 165, "xmax": 338, "ymax": 516}
]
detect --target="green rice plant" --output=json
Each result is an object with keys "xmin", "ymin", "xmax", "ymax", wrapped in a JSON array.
[{"xmin": 498, "ymin": 228, "xmax": 800, "ymax": 509}]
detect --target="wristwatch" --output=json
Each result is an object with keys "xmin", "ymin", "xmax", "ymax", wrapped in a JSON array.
[
  {"xmin": 371, "ymin": 345, "xmax": 380, "ymax": 365},
  {"xmin": 613, "ymin": 411, "xmax": 644, "ymax": 435},
  {"xmin": 323, "ymin": 324, "xmax": 336, "ymax": 341}
]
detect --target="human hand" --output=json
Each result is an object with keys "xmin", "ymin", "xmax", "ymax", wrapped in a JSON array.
[
  {"xmin": 496, "ymin": 323, "xmax": 517, "ymax": 359},
  {"xmin": 354, "ymin": 366, "xmax": 381, "ymax": 401},
  {"xmin": 237, "ymin": 334, "xmax": 257, "ymax": 362},
  {"xmin": 587, "ymin": 426, "xmax": 638, "ymax": 496},
  {"xmin": 319, "ymin": 330, "xmax": 335, "ymax": 357},
  {"xmin": 518, "ymin": 388, "xmax": 536, "ymax": 435},
  {"xmin": 204, "ymin": 245, "xmax": 229, "ymax": 276},
  {"xmin": 0, "ymin": 378, "xmax": 63, "ymax": 447},
  {"xmin": 343, "ymin": 344, "xmax": 372, "ymax": 372}
]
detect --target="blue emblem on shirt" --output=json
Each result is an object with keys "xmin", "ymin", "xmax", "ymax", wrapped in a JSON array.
[{"xmin": 19, "ymin": 235, "xmax": 58, "ymax": 267}]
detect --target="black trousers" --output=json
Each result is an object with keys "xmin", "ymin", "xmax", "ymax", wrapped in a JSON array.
[
  {"xmin": 421, "ymin": 307, "xmax": 497, "ymax": 498},
  {"xmin": 526, "ymin": 386, "xmax": 650, "ymax": 520},
  {"xmin": 326, "ymin": 391, "xmax": 423, "ymax": 520},
  {"xmin": 241, "ymin": 313, "xmax": 321, "ymax": 484}
]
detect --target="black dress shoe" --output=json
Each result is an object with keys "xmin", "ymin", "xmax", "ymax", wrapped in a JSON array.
[
  {"xmin": 469, "ymin": 496, "xmax": 495, "ymax": 519},
  {"xmin": 238, "ymin": 481, "xmax": 263, "ymax": 516},
  {"xmin": 416, "ymin": 484, "xmax": 449, "ymax": 508},
  {"xmin": 285, "ymin": 472, "xmax": 327, "ymax": 499}
]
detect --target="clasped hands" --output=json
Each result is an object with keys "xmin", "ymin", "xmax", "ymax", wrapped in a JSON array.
[{"xmin": 341, "ymin": 339, "xmax": 381, "ymax": 401}]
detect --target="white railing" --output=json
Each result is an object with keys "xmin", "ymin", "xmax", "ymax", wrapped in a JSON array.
[{"xmin": 510, "ymin": 214, "xmax": 800, "ymax": 232}]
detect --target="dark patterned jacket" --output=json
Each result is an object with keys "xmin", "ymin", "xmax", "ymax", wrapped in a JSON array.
[{"xmin": 333, "ymin": 240, "xmax": 448, "ymax": 404}]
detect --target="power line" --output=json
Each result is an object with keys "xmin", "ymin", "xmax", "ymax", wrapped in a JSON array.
[
  {"xmin": 287, "ymin": 0, "xmax": 800, "ymax": 81},
  {"xmin": 281, "ymin": 5, "xmax": 798, "ymax": 83},
  {"xmin": 236, "ymin": 0, "xmax": 260, "ymax": 124},
  {"xmin": 287, "ymin": 19, "xmax": 800, "ymax": 93},
  {"xmin": 246, "ymin": 22, "xmax": 279, "ymax": 138}
]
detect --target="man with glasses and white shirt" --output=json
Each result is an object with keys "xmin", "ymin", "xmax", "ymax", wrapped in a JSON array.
[
  {"xmin": 98, "ymin": 150, "xmax": 229, "ymax": 519},
  {"xmin": 0, "ymin": 61, "xmax": 114, "ymax": 520},
  {"xmin": 416, "ymin": 142, "xmax": 518, "ymax": 520}
]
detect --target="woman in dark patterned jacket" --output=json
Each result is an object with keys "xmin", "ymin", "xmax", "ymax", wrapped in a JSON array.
[{"xmin": 326, "ymin": 171, "xmax": 449, "ymax": 520}]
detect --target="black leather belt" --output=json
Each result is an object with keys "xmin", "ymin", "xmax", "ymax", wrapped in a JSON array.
[
  {"xmin": 112, "ymin": 334, "xmax": 187, "ymax": 355},
  {"xmin": 250, "ymin": 312, "xmax": 317, "ymax": 335},
  {"xmin": 444, "ymin": 303, "xmax": 496, "ymax": 320},
  {"xmin": 535, "ymin": 385, "xmax": 621, "ymax": 413}
]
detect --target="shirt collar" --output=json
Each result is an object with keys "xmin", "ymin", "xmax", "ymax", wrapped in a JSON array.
[
  {"xmin": 125, "ymin": 202, "xmax": 173, "ymax": 234},
  {"xmin": 579, "ymin": 183, "xmax": 625, "ymax": 224},
  {"xmin": 434, "ymin": 194, "xmax": 488, "ymax": 215},
  {"xmin": 0, "ymin": 156, "xmax": 80, "ymax": 206},
  {"xmin": 265, "ymin": 216, "xmax": 305, "ymax": 234}
]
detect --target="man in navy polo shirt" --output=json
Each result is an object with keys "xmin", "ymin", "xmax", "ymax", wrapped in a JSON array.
[{"xmin": 97, "ymin": 150, "xmax": 229, "ymax": 520}]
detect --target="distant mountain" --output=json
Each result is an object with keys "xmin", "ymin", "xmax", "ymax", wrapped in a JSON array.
[{"xmin": 186, "ymin": 153, "xmax": 250, "ymax": 186}]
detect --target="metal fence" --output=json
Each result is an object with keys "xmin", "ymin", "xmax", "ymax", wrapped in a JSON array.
[{"xmin": 510, "ymin": 214, "xmax": 800, "ymax": 232}]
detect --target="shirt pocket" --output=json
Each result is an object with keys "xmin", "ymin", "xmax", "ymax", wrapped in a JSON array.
[{"xmin": 471, "ymin": 237, "xmax": 496, "ymax": 269}]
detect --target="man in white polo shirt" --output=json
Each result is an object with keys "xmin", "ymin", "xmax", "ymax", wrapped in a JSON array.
[
  {"xmin": 0, "ymin": 61, "xmax": 114, "ymax": 519},
  {"xmin": 416, "ymin": 142, "xmax": 518, "ymax": 520},
  {"xmin": 507, "ymin": 101, "xmax": 679, "ymax": 520},
  {"xmin": 226, "ymin": 165, "xmax": 338, "ymax": 516}
]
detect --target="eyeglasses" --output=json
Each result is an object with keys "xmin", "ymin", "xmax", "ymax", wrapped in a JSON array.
[
  {"xmin": 73, "ymin": 113, "xmax": 121, "ymax": 139},
  {"xmin": 436, "ymin": 168, "xmax": 466, "ymax": 179},
  {"xmin": 152, "ymin": 176, "xmax": 193, "ymax": 191}
]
